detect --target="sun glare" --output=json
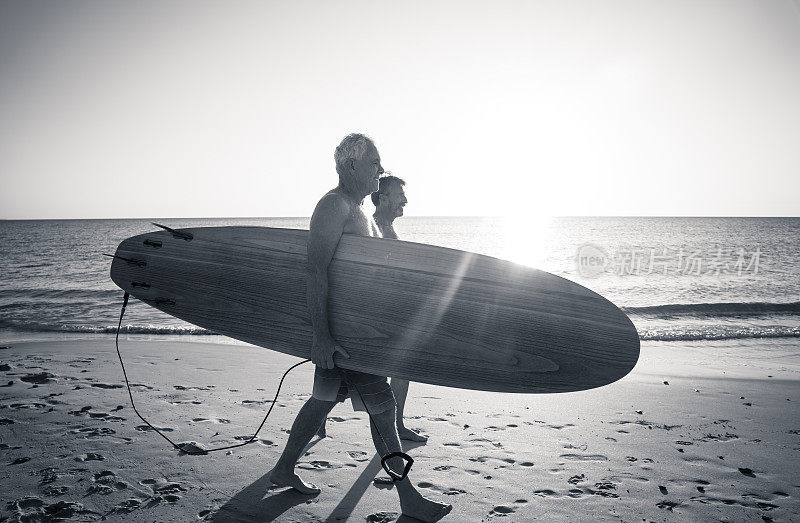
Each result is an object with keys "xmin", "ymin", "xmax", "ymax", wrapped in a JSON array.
[{"xmin": 499, "ymin": 214, "xmax": 554, "ymax": 268}]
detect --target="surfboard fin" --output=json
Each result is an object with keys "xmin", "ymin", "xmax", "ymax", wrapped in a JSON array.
[{"xmin": 152, "ymin": 222, "xmax": 194, "ymax": 241}]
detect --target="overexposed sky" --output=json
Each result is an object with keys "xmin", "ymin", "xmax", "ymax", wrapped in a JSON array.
[{"xmin": 1, "ymin": 0, "xmax": 799, "ymax": 219}]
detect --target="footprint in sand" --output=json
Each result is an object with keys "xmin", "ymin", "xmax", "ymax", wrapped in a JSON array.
[
  {"xmin": 139, "ymin": 477, "xmax": 187, "ymax": 503},
  {"xmin": 560, "ymin": 453, "xmax": 609, "ymax": 462},
  {"xmin": 347, "ymin": 450, "xmax": 370, "ymax": 462},
  {"xmin": 111, "ymin": 498, "xmax": 145, "ymax": 514},
  {"xmin": 90, "ymin": 383, "xmax": 123, "ymax": 389},
  {"xmin": 366, "ymin": 511, "xmax": 399, "ymax": 522},
  {"xmin": 20, "ymin": 372, "xmax": 56, "ymax": 384},
  {"xmin": 9, "ymin": 457, "xmax": 31, "ymax": 465},
  {"xmin": 44, "ymin": 486, "xmax": 69, "ymax": 496},
  {"xmin": 568, "ymin": 474, "xmax": 586, "ymax": 484},
  {"xmin": 5, "ymin": 497, "xmax": 98, "ymax": 521},
  {"xmin": 700, "ymin": 432, "xmax": 739, "ymax": 442},
  {"xmin": 372, "ymin": 477, "xmax": 394, "ymax": 489},
  {"xmin": 68, "ymin": 406, "xmax": 92, "ymax": 416},
  {"xmin": 563, "ymin": 443, "xmax": 588, "ymax": 451},
  {"xmin": 88, "ymin": 471, "xmax": 130, "ymax": 495},
  {"xmin": 74, "ymin": 453, "xmax": 105, "ymax": 462},
  {"xmin": 11, "ymin": 402, "xmax": 47, "ymax": 409},
  {"xmin": 191, "ymin": 418, "xmax": 231, "ymax": 424},
  {"xmin": 70, "ymin": 426, "xmax": 117, "ymax": 438},
  {"xmin": 297, "ymin": 460, "xmax": 338, "ymax": 470},
  {"xmin": 656, "ymin": 500, "xmax": 681, "ymax": 511},
  {"xmin": 241, "ymin": 399, "xmax": 270, "ymax": 406},
  {"xmin": 468, "ymin": 437, "xmax": 503, "ymax": 448},
  {"xmin": 417, "ymin": 481, "xmax": 465, "ymax": 496},
  {"xmin": 489, "ymin": 505, "xmax": 516, "ymax": 516},
  {"xmin": 135, "ymin": 425, "xmax": 174, "ymax": 432}
]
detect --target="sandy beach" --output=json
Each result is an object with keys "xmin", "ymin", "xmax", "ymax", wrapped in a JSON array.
[{"xmin": 0, "ymin": 336, "xmax": 797, "ymax": 522}]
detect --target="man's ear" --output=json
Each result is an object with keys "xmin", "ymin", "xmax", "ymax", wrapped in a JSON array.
[{"xmin": 349, "ymin": 159, "xmax": 356, "ymax": 174}]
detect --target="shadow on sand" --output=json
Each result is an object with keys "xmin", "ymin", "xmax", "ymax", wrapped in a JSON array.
[{"xmin": 212, "ymin": 439, "xmax": 428, "ymax": 522}]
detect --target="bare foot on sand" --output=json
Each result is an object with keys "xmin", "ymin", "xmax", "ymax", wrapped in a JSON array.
[
  {"xmin": 398, "ymin": 425, "xmax": 428, "ymax": 442},
  {"xmin": 401, "ymin": 494, "xmax": 452, "ymax": 522},
  {"xmin": 267, "ymin": 468, "xmax": 320, "ymax": 495}
]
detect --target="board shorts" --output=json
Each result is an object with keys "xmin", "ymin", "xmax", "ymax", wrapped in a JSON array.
[{"xmin": 312, "ymin": 366, "xmax": 396, "ymax": 414}]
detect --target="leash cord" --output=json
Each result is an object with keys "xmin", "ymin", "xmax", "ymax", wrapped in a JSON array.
[
  {"xmin": 114, "ymin": 291, "xmax": 310, "ymax": 455},
  {"xmin": 347, "ymin": 373, "xmax": 414, "ymax": 482},
  {"xmin": 114, "ymin": 291, "xmax": 411, "ymax": 478}
]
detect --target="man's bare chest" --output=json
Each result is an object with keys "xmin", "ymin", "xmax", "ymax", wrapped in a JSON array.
[{"xmin": 343, "ymin": 206, "xmax": 381, "ymax": 238}]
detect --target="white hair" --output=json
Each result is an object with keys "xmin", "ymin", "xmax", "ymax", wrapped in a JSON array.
[{"xmin": 334, "ymin": 133, "xmax": 374, "ymax": 176}]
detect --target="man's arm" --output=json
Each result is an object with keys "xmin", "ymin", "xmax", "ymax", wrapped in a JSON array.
[{"xmin": 307, "ymin": 193, "xmax": 351, "ymax": 369}]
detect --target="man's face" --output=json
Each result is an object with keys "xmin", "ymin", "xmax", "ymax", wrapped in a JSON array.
[
  {"xmin": 383, "ymin": 182, "xmax": 408, "ymax": 218},
  {"xmin": 352, "ymin": 142, "xmax": 383, "ymax": 194}
]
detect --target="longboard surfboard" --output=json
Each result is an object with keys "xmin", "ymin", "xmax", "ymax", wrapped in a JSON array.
[{"xmin": 110, "ymin": 226, "xmax": 639, "ymax": 393}]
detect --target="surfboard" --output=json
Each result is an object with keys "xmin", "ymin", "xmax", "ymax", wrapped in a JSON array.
[{"xmin": 109, "ymin": 226, "xmax": 639, "ymax": 393}]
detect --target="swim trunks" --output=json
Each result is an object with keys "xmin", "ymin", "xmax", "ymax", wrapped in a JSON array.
[{"xmin": 312, "ymin": 366, "xmax": 395, "ymax": 414}]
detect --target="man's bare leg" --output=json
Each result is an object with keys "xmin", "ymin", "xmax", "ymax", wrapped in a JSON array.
[
  {"xmin": 369, "ymin": 407, "xmax": 451, "ymax": 522},
  {"xmin": 318, "ymin": 378, "xmax": 426, "ymax": 441},
  {"xmin": 390, "ymin": 378, "xmax": 427, "ymax": 442},
  {"xmin": 268, "ymin": 397, "xmax": 335, "ymax": 495}
]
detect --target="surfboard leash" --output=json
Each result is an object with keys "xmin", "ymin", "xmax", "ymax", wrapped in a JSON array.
[
  {"xmin": 113, "ymin": 292, "xmax": 413, "ymax": 480},
  {"xmin": 345, "ymin": 372, "xmax": 414, "ymax": 482},
  {"xmin": 113, "ymin": 291, "xmax": 310, "ymax": 456}
]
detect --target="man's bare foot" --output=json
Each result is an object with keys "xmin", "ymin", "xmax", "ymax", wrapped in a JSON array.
[
  {"xmin": 316, "ymin": 421, "xmax": 327, "ymax": 438},
  {"xmin": 267, "ymin": 467, "xmax": 321, "ymax": 495},
  {"xmin": 398, "ymin": 425, "xmax": 428, "ymax": 442},
  {"xmin": 401, "ymin": 494, "xmax": 452, "ymax": 522}
]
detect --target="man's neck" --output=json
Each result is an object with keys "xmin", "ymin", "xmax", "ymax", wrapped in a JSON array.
[
  {"xmin": 373, "ymin": 208, "xmax": 395, "ymax": 228},
  {"xmin": 337, "ymin": 182, "xmax": 367, "ymax": 206}
]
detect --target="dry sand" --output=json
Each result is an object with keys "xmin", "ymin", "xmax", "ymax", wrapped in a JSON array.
[{"xmin": 0, "ymin": 336, "xmax": 798, "ymax": 522}]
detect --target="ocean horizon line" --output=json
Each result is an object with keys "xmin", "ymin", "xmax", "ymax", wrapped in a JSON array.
[{"xmin": 2, "ymin": 215, "xmax": 800, "ymax": 222}]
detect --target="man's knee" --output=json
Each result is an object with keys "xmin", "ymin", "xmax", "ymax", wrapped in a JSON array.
[
  {"xmin": 370, "ymin": 405, "xmax": 397, "ymax": 428},
  {"xmin": 307, "ymin": 396, "xmax": 337, "ymax": 412}
]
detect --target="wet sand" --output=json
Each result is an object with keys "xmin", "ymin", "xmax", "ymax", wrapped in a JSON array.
[{"xmin": 0, "ymin": 337, "xmax": 798, "ymax": 521}]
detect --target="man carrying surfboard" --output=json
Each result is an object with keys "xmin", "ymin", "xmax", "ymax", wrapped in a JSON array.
[
  {"xmin": 267, "ymin": 134, "xmax": 452, "ymax": 522},
  {"xmin": 316, "ymin": 173, "xmax": 428, "ymax": 443}
]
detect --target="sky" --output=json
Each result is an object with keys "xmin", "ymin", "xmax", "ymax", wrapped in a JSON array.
[{"xmin": 1, "ymin": 0, "xmax": 799, "ymax": 219}]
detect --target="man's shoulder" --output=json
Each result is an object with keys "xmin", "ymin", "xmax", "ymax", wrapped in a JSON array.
[{"xmin": 314, "ymin": 189, "xmax": 353, "ymax": 216}]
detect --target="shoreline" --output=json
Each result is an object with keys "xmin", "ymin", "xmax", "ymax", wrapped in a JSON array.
[{"xmin": 0, "ymin": 337, "xmax": 798, "ymax": 521}]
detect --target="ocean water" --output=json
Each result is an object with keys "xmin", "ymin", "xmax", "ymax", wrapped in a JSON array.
[{"xmin": 1, "ymin": 217, "xmax": 798, "ymax": 343}]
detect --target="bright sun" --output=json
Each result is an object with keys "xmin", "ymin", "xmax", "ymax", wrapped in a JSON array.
[{"xmin": 499, "ymin": 214, "xmax": 554, "ymax": 268}]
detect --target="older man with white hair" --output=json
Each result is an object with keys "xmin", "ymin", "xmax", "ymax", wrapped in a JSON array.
[{"xmin": 266, "ymin": 133, "xmax": 451, "ymax": 522}]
